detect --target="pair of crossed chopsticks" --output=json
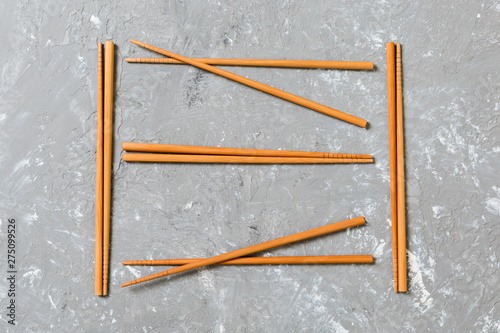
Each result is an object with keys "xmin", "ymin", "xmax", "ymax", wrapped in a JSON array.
[
  {"xmin": 127, "ymin": 39, "xmax": 371, "ymax": 128},
  {"xmin": 121, "ymin": 216, "xmax": 371, "ymax": 287}
]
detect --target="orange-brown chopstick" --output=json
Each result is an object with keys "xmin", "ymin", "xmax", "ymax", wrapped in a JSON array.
[
  {"xmin": 122, "ymin": 153, "xmax": 373, "ymax": 164},
  {"xmin": 122, "ymin": 255, "xmax": 374, "ymax": 266},
  {"xmin": 125, "ymin": 57, "xmax": 374, "ymax": 70},
  {"xmin": 102, "ymin": 41, "xmax": 114, "ymax": 295},
  {"xmin": 386, "ymin": 42, "xmax": 398, "ymax": 292},
  {"xmin": 396, "ymin": 43, "xmax": 407, "ymax": 292},
  {"xmin": 122, "ymin": 142, "xmax": 373, "ymax": 160},
  {"xmin": 130, "ymin": 40, "xmax": 367, "ymax": 128},
  {"xmin": 121, "ymin": 216, "xmax": 366, "ymax": 287},
  {"xmin": 95, "ymin": 42, "xmax": 104, "ymax": 296}
]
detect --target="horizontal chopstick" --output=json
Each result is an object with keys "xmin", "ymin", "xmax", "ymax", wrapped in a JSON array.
[
  {"xmin": 130, "ymin": 39, "xmax": 367, "ymax": 128},
  {"xmin": 125, "ymin": 57, "xmax": 374, "ymax": 70},
  {"xmin": 123, "ymin": 255, "xmax": 374, "ymax": 265},
  {"xmin": 122, "ymin": 153, "xmax": 373, "ymax": 164},
  {"xmin": 122, "ymin": 142, "xmax": 373, "ymax": 159},
  {"xmin": 121, "ymin": 216, "xmax": 365, "ymax": 287}
]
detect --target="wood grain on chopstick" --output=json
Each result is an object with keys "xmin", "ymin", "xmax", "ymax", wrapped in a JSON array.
[
  {"xmin": 122, "ymin": 255, "xmax": 374, "ymax": 265},
  {"xmin": 122, "ymin": 153, "xmax": 373, "ymax": 164},
  {"xmin": 122, "ymin": 142, "xmax": 373, "ymax": 160},
  {"xmin": 386, "ymin": 42, "xmax": 398, "ymax": 292},
  {"xmin": 102, "ymin": 41, "xmax": 114, "ymax": 296},
  {"xmin": 95, "ymin": 42, "xmax": 104, "ymax": 296},
  {"xmin": 130, "ymin": 40, "xmax": 367, "ymax": 128},
  {"xmin": 125, "ymin": 57, "xmax": 374, "ymax": 70},
  {"xmin": 121, "ymin": 216, "xmax": 366, "ymax": 287},
  {"xmin": 396, "ymin": 43, "xmax": 407, "ymax": 292}
]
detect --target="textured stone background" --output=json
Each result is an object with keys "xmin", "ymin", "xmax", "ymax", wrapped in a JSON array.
[{"xmin": 1, "ymin": 0, "xmax": 499, "ymax": 332}]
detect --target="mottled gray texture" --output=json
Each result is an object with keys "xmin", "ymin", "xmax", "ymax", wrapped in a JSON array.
[{"xmin": 0, "ymin": 0, "xmax": 499, "ymax": 332}]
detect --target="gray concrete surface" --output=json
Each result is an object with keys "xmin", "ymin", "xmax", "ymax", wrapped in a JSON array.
[{"xmin": 1, "ymin": 0, "xmax": 499, "ymax": 332}]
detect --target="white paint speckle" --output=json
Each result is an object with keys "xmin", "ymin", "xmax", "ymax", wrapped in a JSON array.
[
  {"xmin": 90, "ymin": 15, "xmax": 102, "ymax": 28},
  {"xmin": 126, "ymin": 266, "xmax": 142, "ymax": 278},
  {"xmin": 485, "ymin": 198, "xmax": 500, "ymax": 216},
  {"xmin": 408, "ymin": 251, "xmax": 434, "ymax": 312},
  {"xmin": 374, "ymin": 239, "xmax": 386, "ymax": 258},
  {"xmin": 23, "ymin": 266, "xmax": 42, "ymax": 288},
  {"xmin": 48, "ymin": 295, "xmax": 57, "ymax": 310}
]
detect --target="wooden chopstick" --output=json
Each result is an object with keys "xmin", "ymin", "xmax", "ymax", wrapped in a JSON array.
[
  {"xmin": 122, "ymin": 142, "xmax": 373, "ymax": 159},
  {"xmin": 125, "ymin": 57, "xmax": 374, "ymax": 70},
  {"xmin": 122, "ymin": 153, "xmax": 373, "ymax": 164},
  {"xmin": 102, "ymin": 41, "xmax": 114, "ymax": 296},
  {"xmin": 94, "ymin": 42, "xmax": 104, "ymax": 296},
  {"xmin": 129, "ymin": 39, "xmax": 367, "ymax": 128},
  {"xmin": 396, "ymin": 43, "xmax": 407, "ymax": 292},
  {"xmin": 122, "ymin": 255, "xmax": 374, "ymax": 265},
  {"xmin": 121, "ymin": 216, "xmax": 365, "ymax": 287},
  {"xmin": 386, "ymin": 42, "xmax": 398, "ymax": 292}
]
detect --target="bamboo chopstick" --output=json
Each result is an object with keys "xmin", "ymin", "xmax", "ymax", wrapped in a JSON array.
[
  {"xmin": 396, "ymin": 43, "xmax": 407, "ymax": 292},
  {"xmin": 102, "ymin": 41, "xmax": 114, "ymax": 296},
  {"xmin": 125, "ymin": 57, "xmax": 374, "ymax": 70},
  {"xmin": 121, "ymin": 216, "xmax": 365, "ymax": 287},
  {"xmin": 122, "ymin": 255, "xmax": 374, "ymax": 266},
  {"xmin": 94, "ymin": 42, "xmax": 104, "ymax": 296},
  {"xmin": 122, "ymin": 142, "xmax": 373, "ymax": 159},
  {"xmin": 386, "ymin": 42, "xmax": 398, "ymax": 292},
  {"xmin": 129, "ymin": 39, "xmax": 367, "ymax": 128},
  {"xmin": 122, "ymin": 153, "xmax": 373, "ymax": 164}
]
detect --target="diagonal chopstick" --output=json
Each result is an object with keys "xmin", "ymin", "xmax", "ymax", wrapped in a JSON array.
[
  {"xmin": 125, "ymin": 57, "xmax": 374, "ymax": 70},
  {"xmin": 121, "ymin": 216, "xmax": 365, "ymax": 287},
  {"xmin": 129, "ymin": 39, "xmax": 367, "ymax": 128},
  {"xmin": 122, "ymin": 142, "xmax": 373, "ymax": 159},
  {"xmin": 122, "ymin": 255, "xmax": 374, "ymax": 266}
]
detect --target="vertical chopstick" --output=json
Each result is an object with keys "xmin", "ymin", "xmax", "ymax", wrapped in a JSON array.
[
  {"xmin": 122, "ymin": 153, "xmax": 373, "ymax": 164},
  {"xmin": 122, "ymin": 255, "xmax": 374, "ymax": 265},
  {"xmin": 125, "ymin": 57, "xmax": 374, "ymax": 70},
  {"xmin": 386, "ymin": 42, "xmax": 398, "ymax": 292},
  {"xmin": 102, "ymin": 41, "xmax": 114, "ymax": 295},
  {"xmin": 129, "ymin": 40, "xmax": 368, "ymax": 128},
  {"xmin": 121, "ymin": 216, "xmax": 366, "ymax": 287},
  {"xmin": 94, "ymin": 42, "xmax": 104, "ymax": 296},
  {"xmin": 396, "ymin": 43, "xmax": 407, "ymax": 292},
  {"xmin": 122, "ymin": 142, "xmax": 373, "ymax": 159}
]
